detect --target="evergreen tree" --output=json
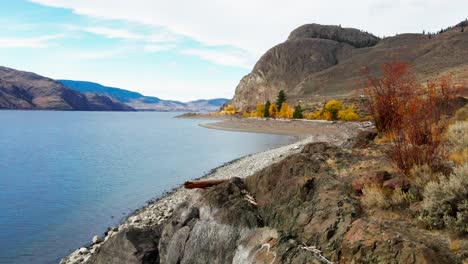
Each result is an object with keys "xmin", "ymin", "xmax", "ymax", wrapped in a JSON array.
[
  {"xmin": 276, "ymin": 90, "xmax": 286, "ymax": 111},
  {"xmin": 293, "ymin": 105, "xmax": 303, "ymax": 119},
  {"xmin": 264, "ymin": 100, "xmax": 271, "ymax": 117}
]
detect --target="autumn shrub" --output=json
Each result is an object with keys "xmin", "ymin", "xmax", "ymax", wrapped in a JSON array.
[
  {"xmin": 305, "ymin": 100, "xmax": 359, "ymax": 121},
  {"xmin": 363, "ymin": 61, "xmax": 417, "ymax": 133},
  {"xmin": 420, "ymin": 164, "xmax": 468, "ymax": 234},
  {"xmin": 323, "ymin": 100, "xmax": 343, "ymax": 120},
  {"xmin": 363, "ymin": 61, "xmax": 464, "ymax": 174},
  {"xmin": 220, "ymin": 104, "xmax": 237, "ymax": 115},
  {"xmin": 338, "ymin": 106, "xmax": 360, "ymax": 121}
]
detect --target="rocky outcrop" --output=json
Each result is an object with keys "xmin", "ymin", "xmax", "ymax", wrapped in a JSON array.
[
  {"xmin": 0, "ymin": 66, "xmax": 134, "ymax": 111},
  {"xmin": 84, "ymin": 141, "xmax": 465, "ymax": 263},
  {"xmin": 288, "ymin": 24, "xmax": 380, "ymax": 48},
  {"xmin": 232, "ymin": 38, "xmax": 354, "ymax": 110},
  {"xmin": 231, "ymin": 21, "xmax": 468, "ymax": 110}
]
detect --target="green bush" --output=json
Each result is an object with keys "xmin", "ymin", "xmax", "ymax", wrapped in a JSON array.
[
  {"xmin": 420, "ymin": 164, "xmax": 468, "ymax": 234},
  {"xmin": 293, "ymin": 105, "xmax": 303, "ymax": 119}
]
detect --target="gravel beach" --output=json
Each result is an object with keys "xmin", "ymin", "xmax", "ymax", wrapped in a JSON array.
[{"xmin": 61, "ymin": 119, "xmax": 368, "ymax": 264}]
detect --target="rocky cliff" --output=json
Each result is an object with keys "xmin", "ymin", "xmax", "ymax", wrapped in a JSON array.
[
  {"xmin": 231, "ymin": 22, "xmax": 468, "ymax": 110},
  {"xmin": 73, "ymin": 137, "xmax": 467, "ymax": 264},
  {"xmin": 0, "ymin": 66, "xmax": 134, "ymax": 111}
]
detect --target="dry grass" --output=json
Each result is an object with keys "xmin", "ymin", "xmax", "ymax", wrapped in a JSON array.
[
  {"xmin": 373, "ymin": 133, "xmax": 395, "ymax": 144},
  {"xmin": 449, "ymin": 238, "xmax": 461, "ymax": 252},
  {"xmin": 446, "ymin": 121, "xmax": 468, "ymax": 165},
  {"xmin": 391, "ymin": 187, "xmax": 415, "ymax": 206},
  {"xmin": 362, "ymin": 185, "xmax": 390, "ymax": 209}
]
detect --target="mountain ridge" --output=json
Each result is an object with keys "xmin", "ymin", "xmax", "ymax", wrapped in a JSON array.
[
  {"xmin": 0, "ymin": 66, "xmax": 134, "ymax": 111},
  {"xmin": 59, "ymin": 80, "xmax": 229, "ymax": 112}
]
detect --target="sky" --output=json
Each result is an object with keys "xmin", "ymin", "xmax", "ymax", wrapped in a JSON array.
[{"xmin": 0, "ymin": 1, "xmax": 466, "ymax": 101}]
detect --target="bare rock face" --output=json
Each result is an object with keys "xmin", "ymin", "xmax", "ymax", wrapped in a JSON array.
[
  {"xmin": 0, "ymin": 66, "xmax": 134, "ymax": 111},
  {"xmin": 231, "ymin": 21, "xmax": 468, "ymax": 110}
]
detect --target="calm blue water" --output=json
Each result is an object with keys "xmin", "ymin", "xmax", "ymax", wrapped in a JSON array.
[{"xmin": 0, "ymin": 111, "xmax": 294, "ymax": 264}]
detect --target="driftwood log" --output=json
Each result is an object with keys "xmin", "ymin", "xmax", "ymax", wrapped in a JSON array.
[{"xmin": 184, "ymin": 179, "xmax": 227, "ymax": 189}]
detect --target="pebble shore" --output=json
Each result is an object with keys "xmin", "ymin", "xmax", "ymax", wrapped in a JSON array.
[
  {"xmin": 60, "ymin": 136, "xmax": 315, "ymax": 264},
  {"xmin": 61, "ymin": 120, "xmax": 370, "ymax": 263}
]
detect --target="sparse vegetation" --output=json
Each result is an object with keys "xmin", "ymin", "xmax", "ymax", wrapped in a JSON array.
[{"xmin": 360, "ymin": 60, "xmax": 467, "ymax": 235}]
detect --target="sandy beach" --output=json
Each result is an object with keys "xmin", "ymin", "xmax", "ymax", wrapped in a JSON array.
[
  {"xmin": 201, "ymin": 117, "xmax": 371, "ymax": 139},
  {"xmin": 61, "ymin": 118, "xmax": 369, "ymax": 264}
]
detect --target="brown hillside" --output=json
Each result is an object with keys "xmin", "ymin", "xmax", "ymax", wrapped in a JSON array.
[
  {"xmin": 0, "ymin": 66, "xmax": 134, "ymax": 111},
  {"xmin": 231, "ymin": 21, "xmax": 468, "ymax": 110}
]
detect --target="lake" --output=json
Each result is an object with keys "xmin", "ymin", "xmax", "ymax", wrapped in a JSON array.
[{"xmin": 0, "ymin": 111, "xmax": 295, "ymax": 264}]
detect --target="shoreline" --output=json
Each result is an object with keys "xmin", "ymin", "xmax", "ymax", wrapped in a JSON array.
[
  {"xmin": 61, "ymin": 131, "xmax": 307, "ymax": 264},
  {"xmin": 61, "ymin": 119, "xmax": 368, "ymax": 264}
]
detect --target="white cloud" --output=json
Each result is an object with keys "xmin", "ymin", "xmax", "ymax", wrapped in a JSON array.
[
  {"xmin": 82, "ymin": 26, "xmax": 143, "ymax": 40},
  {"xmin": 72, "ymin": 47, "xmax": 129, "ymax": 59},
  {"xmin": 0, "ymin": 35, "xmax": 62, "ymax": 48},
  {"xmin": 29, "ymin": 0, "xmax": 467, "ymax": 58},
  {"xmin": 180, "ymin": 48, "xmax": 254, "ymax": 69},
  {"xmin": 143, "ymin": 44, "xmax": 174, "ymax": 53}
]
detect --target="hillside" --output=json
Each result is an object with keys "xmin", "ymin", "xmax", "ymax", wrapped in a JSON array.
[
  {"xmin": 231, "ymin": 21, "xmax": 468, "ymax": 110},
  {"xmin": 59, "ymin": 80, "xmax": 228, "ymax": 112},
  {"xmin": 0, "ymin": 66, "xmax": 134, "ymax": 111}
]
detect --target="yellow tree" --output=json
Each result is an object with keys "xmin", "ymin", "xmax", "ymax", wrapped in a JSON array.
[
  {"xmin": 323, "ymin": 100, "xmax": 342, "ymax": 120},
  {"xmin": 278, "ymin": 103, "xmax": 293, "ymax": 118},
  {"xmin": 255, "ymin": 102, "xmax": 264, "ymax": 117},
  {"xmin": 269, "ymin": 104, "xmax": 278, "ymax": 118}
]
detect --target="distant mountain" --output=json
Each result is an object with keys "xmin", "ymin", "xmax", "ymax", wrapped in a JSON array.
[
  {"xmin": 231, "ymin": 21, "xmax": 468, "ymax": 110},
  {"xmin": 0, "ymin": 66, "xmax": 134, "ymax": 111},
  {"xmin": 59, "ymin": 80, "xmax": 229, "ymax": 112}
]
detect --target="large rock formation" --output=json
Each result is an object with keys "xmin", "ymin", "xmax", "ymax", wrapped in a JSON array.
[
  {"xmin": 231, "ymin": 22, "xmax": 468, "ymax": 110},
  {"xmin": 85, "ymin": 142, "xmax": 466, "ymax": 264},
  {"xmin": 0, "ymin": 66, "xmax": 134, "ymax": 111}
]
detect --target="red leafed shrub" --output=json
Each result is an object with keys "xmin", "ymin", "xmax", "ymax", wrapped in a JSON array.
[{"xmin": 363, "ymin": 61, "xmax": 465, "ymax": 173}]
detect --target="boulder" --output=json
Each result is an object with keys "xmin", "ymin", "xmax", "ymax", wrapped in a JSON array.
[{"xmin": 87, "ymin": 227, "xmax": 160, "ymax": 264}]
